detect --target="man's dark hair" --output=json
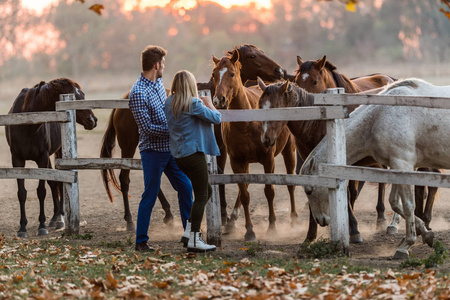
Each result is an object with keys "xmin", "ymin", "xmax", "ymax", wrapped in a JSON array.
[{"xmin": 141, "ymin": 45, "xmax": 167, "ymax": 71}]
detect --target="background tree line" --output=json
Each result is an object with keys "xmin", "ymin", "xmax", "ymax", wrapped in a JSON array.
[{"xmin": 0, "ymin": 0, "xmax": 449, "ymax": 94}]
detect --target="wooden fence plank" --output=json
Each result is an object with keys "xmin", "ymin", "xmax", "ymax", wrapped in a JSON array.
[
  {"xmin": 56, "ymin": 158, "xmax": 142, "ymax": 170},
  {"xmin": 209, "ymin": 174, "xmax": 338, "ymax": 188},
  {"xmin": 56, "ymin": 99, "xmax": 129, "ymax": 110},
  {"xmin": 314, "ymin": 94, "xmax": 450, "ymax": 108},
  {"xmin": 0, "ymin": 111, "xmax": 69, "ymax": 126},
  {"xmin": 0, "ymin": 168, "xmax": 76, "ymax": 183},
  {"xmin": 319, "ymin": 164, "xmax": 450, "ymax": 188}
]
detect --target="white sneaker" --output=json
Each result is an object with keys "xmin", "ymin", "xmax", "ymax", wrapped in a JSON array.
[
  {"xmin": 187, "ymin": 232, "xmax": 216, "ymax": 252},
  {"xmin": 180, "ymin": 220, "xmax": 191, "ymax": 247}
]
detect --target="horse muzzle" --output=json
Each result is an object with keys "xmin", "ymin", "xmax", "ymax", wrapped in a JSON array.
[
  {"xmin": 274, "ymin": 67, "xmax": 284, "ymax": 79},
  {"xmin": 315, "ymin": 215, "xmax": 330, "ymax": 227},
  {"xmin": 261, "ymin": 136, "xmax": 275, "ymax": 148},
  {"xmin": 84, "ymin": 115, "xmax": 98, "ymax": 130},
  {"xmin": 213, "ymin": 96, "xmax": 226, "ymax": 109}
]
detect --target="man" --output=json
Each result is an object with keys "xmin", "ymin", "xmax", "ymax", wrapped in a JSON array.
[{"xmin": 129, "ymin": 45, "xmax": 193, "ymax": 252}]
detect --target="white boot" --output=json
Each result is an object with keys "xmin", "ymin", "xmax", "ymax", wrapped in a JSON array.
[
  {"xmin": 187, "ymin": 232, "xmax": 216, "ymax": 252},
  {"xmin": 180, "ymin": 220, "xmax": 191, "ymax": 247}
]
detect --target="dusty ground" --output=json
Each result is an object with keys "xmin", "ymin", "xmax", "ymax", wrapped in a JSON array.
[{"xmin": 1, "ymin": 113, "xmax": 450, "ymax": 271}]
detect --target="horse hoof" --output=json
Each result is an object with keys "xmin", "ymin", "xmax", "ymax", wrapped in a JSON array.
[
  {"xmin": 393, "ymin": 249, "xmax": 409, "ymax": 260},
  {"xmin": 224, "ymin": 223, "xmax": 237, "ymax": 235},
  {"xmin": 55, "ymin": 221, "xmax": 65, "ymax": 230},
  {"xmin": 422, "ymin": 231, "xmax": 435, "ymax": 247},
  {"xmin": 350, "ymin": 233, "xmax": 363, "ymax": 244},
  {"xmin": 376, "ymin": 219, "xmax": 387, "ymax": 230},
  {"xmin": 244, "ymin": 232, "xmax": 256, "ymax": 241},
  {"xmin": 48, "ymin": 220, "xmax": 57, "ymax": 227},
  {"xmin": 37, "ymin": 228, "xmax": 48, "ymax": 236},
  {"xmin": 163, "ymin": 215, "xmax": 174, "ymax": 226},
  {"xmin": 126, "ymin": 223, "xmax": 136, "ymax": 232},
  {"xmin": 386, "ymin": 226, "xmax": 398, "ymax": 235},
  {"xmin": 17, "ymin": 231, "xmax": 28, "ymax": 238}
]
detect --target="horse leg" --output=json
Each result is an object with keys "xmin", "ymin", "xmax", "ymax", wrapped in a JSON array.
[
  {"xmin": 347, "ymin": 180, "xmax": 362, "ymax": 243},
  {"xmin": 262, "ymin": 159, "xmax": 276, "ymax": 235},
  {"xmin": 16, "ymin": 178, "xmax": 28, "ymax": 238},
  {"xmin": 376, "ymin": 182, "xmax": 387, "ymax": 229},
  {"xmin": 389, "ymin": 184, "xmax": 413, "ymax": 259},
  {"xmin": 36, "ymin": 179, "xmax": 49, "ymax": 236},
  {"xmin": 239, "ymin": 182, "xmax": 255, "ymax": 241},
  {"xmin": 423, "ymin": 185, "xmax": 438, "ymax": 231},
  {"xmin": 216, "ymin": 136, "xmax": 228, "ymax": 225},
  {"xmin": 303, "ymin": 205, "xmax": 318, "ymax": 243},
  {"xmin": 118, "ymin": 168, "xmax": 135, "ymax": 231},
  {"xmin": 386, "ymin": 213, "xmax": 401, "ymax": 235},
  {"xmin": 47, "ymin": 180, "xmax": 64, "ymax": 230},
  {"xmin": 157, "ymin": 189, "xmax": 173, "ymax": 226},
  {"xmin": 414, "ymin": 184, "xmax": 425, "ymax": 222},
  {"xmin": 281, "ymin": 137, "xmax": 297, "ymax": 226}
]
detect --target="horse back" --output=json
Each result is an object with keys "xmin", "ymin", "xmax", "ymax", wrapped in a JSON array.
[{"xmin": 352, "ymin": 74, "xmax": 395, "ymax": 91}]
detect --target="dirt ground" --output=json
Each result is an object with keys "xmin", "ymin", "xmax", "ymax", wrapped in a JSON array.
[{"xmin": 1, "ymin": 117, "xmax": 450, "ymax": 271}]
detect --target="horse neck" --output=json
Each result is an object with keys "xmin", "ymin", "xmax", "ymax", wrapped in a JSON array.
[
  {"xmin": 288, "ymin": 87, "xmax": 326, "ymax": 159},
  {"xmin": 330, "ymin": 70, "xmax": 360, "ymax": 93},
  {"xmin": 227, "ymin": 82, "xmax": 253, "ymax": 110}
]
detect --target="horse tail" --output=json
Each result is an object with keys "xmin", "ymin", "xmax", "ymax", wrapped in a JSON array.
[{"xmin": 100, "ymin": 109, "xmax": 121, "ymax": 202}]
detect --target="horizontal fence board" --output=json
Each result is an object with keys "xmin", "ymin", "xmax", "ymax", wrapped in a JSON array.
[
  {"xmin": 220, "ymin": 106, "xmax": 348, "ymax": 122},
  {"xmin": 55, "ymin": 158, "xmax": 142, "ymax": 170},
  {"xmin": 319, "ymin": 164, "xmax": 450, "ymax": 188},
  {"xmin": 209, "ymin": 173, "xmax": 338, "ymax": 188},
  {"xmin": 56, "ymin": 99, "xmax": 129, "ymax": 110},
  {"xmin": 0, "ymin": 111, "xmax": 70, "ymax": 126},
  {"xmin": 0, "ymin": 168, "xmax": 77, "ymax": 183},
  {"xmin": 55, "ymin": 100, "xmax": 348, "ymax": 121},
  {"xmin": 314, "ymin": 94, "xmax": 450, "ymax": 108}
]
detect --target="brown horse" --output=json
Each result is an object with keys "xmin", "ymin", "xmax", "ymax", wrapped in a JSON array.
[
  {"xmin": 100, "ymin": 44, "xmax": 285, "ymax": 231},
  {"xmin": 257, "ymin": 79, "xmax": 438, "ymax": 243},
  {"xmin": 212, "ymin": 51, "xmax": 296, "ymax": 241},
  {"xmin": 5, "ymin": 78, "xmax": 97, "ymax": 237}
]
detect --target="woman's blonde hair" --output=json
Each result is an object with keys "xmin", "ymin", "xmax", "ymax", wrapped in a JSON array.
[{"xmin": 170, "ymin": 70, "xmax": 198, "ymax": 118}]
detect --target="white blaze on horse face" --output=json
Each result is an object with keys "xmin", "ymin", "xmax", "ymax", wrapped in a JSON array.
[
  {"xmin": 261, "ymin": 100, "xmax": 271, "ymax": 137},
  {"xmin": 219, "ymin": 67, "xmax": 228, "ymax": 85},
  {"xmin": 302, "ymin": 73, "xmax": 309, "ymax": 82},
  {"xmin": 75, "ymin": 87, "xmax": 82, "ymax": 98}
]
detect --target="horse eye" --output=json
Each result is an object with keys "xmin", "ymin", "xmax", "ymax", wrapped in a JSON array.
[
  {"xmin": 231, "ymin": 73, "xmax": 235, "ymax": 77},
  {"xmin": 313, "ymin": 80, "xmax": 318, "ymax": 85},
  {"xmin": 250, "ymin": 55, "xmax": 256, "ymax": 58}
]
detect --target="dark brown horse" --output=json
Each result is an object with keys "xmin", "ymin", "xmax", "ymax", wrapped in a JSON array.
[
  {"xmin": 100, "ymin": 44, "xmax": 285, "ymax": 231},
  {"xmin": 5, "ymin": 78, "xmax": 97, "ymax": 238},
  {"xmin": 212, "ymin": 51, "xmax": 296, "ymax": 241},
  {"xmin": 257, "ymin": 79, "xmax": 438, "ymax": 243}
]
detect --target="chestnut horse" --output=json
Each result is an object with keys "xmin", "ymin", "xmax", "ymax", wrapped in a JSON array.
[
  {"xmin": 5, "ymin": 78, "xmax": 98, "ymax": 237},
  {"xmin": 100, "ymin": 44, "xmax": 285, "ymax": 231},
  {"xmin": 212, "ymin": 52, "xmax": 297, "ymax": 241},
  {"xmin": 258, "ymin": 79, "xmax": 438, "ymax": 243}
]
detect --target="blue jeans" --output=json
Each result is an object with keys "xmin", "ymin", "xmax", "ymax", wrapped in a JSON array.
[{"xmin": 136, "ymin": 149, "xmax": 193, "ymax": 244}]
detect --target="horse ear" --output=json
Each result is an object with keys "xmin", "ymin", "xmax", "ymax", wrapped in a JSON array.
[
  {"xmin": 257, "ymin": 77, "xmax": 266, "ymax": 91},
  {"xmin": 230, "ymin": 48, "xmax": 239, "ymax": 63},
  {"xmin": 212, "ymin": 55, "xmax": 220, "ymax": 65},
  {"xmin": 279, "ymin": 80, "xmax": 289, "ymax": 95},
  {"xmin": 296, "ymin": 56, "xmax": 303, "ymax": 66},
  {"xmin": 316, "ymin": 55, "xmax": 327, "ymax": 71}
]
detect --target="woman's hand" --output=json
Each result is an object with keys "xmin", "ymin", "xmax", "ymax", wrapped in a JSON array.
[{"xmin": 200, "ymin": 96, "xmax": 216, "ymax": 110}]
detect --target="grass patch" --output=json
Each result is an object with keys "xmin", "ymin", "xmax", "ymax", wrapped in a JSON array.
[
  {"xmin": 297, "ymin": 238, "xmax": 346, "ymax": 259},
  {"xmin": 400, "ymin": 240, "xmax": 449, "ymax": 269}
]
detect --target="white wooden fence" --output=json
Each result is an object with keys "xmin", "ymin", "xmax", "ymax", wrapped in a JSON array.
[{"xmin": 2, "ymin": 90, "xmax": 450, "ymax": 255}]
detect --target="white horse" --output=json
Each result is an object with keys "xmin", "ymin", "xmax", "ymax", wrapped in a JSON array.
[{"xmin": 301, "ymin": 78, "xmax": 450, "ymax": 259}]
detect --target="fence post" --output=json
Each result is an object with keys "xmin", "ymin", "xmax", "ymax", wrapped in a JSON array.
[
  {"xmin": 206, "ymin": 154, "xmax": 222, "ymax": 246},
  {"xmin": 59, "ymin": 94, "xmax": 80, "ymax": 235},
  {"xmin": 325, "ymin": 88, "xmax": 349, "ymax": 255}
]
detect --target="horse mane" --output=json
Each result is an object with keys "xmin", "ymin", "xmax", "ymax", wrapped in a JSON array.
[
  {"xmin": 22, "ymin": 78, "xmax": 80, "ymax": 112},
  {"xmin": 226, "ymin": 44, "xmax": 260, "ymax": 57}
]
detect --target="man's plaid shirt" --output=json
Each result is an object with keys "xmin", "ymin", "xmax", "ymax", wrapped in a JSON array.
[{"xmin": 128, "ymin": 75, "xmax": 170, "ymax": 152}]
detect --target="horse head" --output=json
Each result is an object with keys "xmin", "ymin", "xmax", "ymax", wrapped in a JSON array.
[
  {"xmin": 48, "ymin": 78, "xmax": 98, "ymax": 130},
  {"xmin": 294, "ymin": 55, "xmax": 333, "ymax": 93},
  {"xmin": 229, "ymin": 44, "xmax": 284, "ymax": 83},
  {"xmin": 257, "ymin": 78, "xmax": 291, "ymax": 147},
  {"xmin": 212, "ymin": 50, "xmax": 242, "ymax": 109},
  {"xmin": 300, "ymin": 154, "xmax": 331, "ymax": 227}
]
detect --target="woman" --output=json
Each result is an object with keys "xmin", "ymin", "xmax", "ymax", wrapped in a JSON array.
[{"xmin": 165, "ymin": 70, "xmax": 221, "ymax": 252}]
